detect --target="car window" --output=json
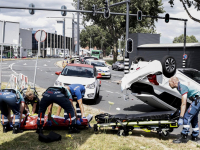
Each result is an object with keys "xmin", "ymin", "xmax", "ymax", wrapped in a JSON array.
[
  {"xmin": 91, "ymin": 61, "xmax": 106, "ymax": 67},
  {"xmin": 61, "ymin": 66, "xmax": 94, "ymax": 78},
  {"xmin": 180, "ymin": 70, "xmax": 200, "ymax": 84}
]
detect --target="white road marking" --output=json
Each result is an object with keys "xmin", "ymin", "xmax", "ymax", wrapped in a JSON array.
[
  {"xmin": 2, "ymin": 75, "xmax": 11, "ymax": 77},
  {"xmin": 44, "ymin": 64, "xmax": 47, "ymax": 66},
  {"xmin": 106, "ymin": 90, "xmax": 114, "ymax": 93},
  {"xmin": 9, "ymin": 63, "xmax": 17, "ymax": 74},
  {"xmin": 23, "ymin": 63, "xmax": 27, "ymax": 65}
]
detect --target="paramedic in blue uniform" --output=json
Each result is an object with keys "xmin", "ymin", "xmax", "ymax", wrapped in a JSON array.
[
  {"xmin": 56, "ymin": 84, "xmax": 86, "ymax": 120},
  {"xmin": 169, "ymin": 76, "xmax": 200, "ymax": 143},
  {"xmin": 0, "ymin": 89, "xmax": 25, "ymax": 134},
  {"xmin": 36, "ymin": 86, "xmax": 79, "ymax": 134}
]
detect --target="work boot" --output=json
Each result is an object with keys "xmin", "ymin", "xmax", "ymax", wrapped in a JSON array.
[
  {"xmin": 12, "ymin": 125, "xmax": 23, "ymax": 134},
  {"xmin": 191, "ymin": 136, "xmax": 198, "ymax": 142},
  {"xmin": 68, "ymin": 125, "xmax": 80, "ymax": 134},
  {"xmin": 36, "ymin": 125, "xmax": 43, "ymax": 134},
  {"xmin": 3, "ymin": 124, "xmax": 11, "ymax": 133},
  {"xmin": 173, "ymin": 134, "xmax": 188, "ymax": 143}
]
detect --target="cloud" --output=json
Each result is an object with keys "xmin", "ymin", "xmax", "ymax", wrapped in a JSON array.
[{"xmin": 155, "ymin": 0, "xmax": 200, "ymax": 43}]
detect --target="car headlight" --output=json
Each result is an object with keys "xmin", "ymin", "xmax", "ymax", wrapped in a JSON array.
[
  {"xmin": 86, "ymin": 82, "xmax": 95, "ymax": 89},
  {"xmin": 54, "ymin": 80, "xmax": 63, "ymax": 86}
]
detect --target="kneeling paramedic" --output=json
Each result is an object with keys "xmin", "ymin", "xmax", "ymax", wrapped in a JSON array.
[
  {"xmin": 36, "ymin": 86, "xmax": 79, "ymax": 134},
  {"xmin": 21, "ymin": 87, "xmax": 40, "ymax": 115},
  {"xmin": 56, "ymin": 84, "xmax": 92, "ymax": 125},
  {"xmin": 0, "ymin": 89, "xmax": 25, "ymax": 134},
  {"xmin": 169, "ymin": 76, "xmax": 200, "ymax": 143}
]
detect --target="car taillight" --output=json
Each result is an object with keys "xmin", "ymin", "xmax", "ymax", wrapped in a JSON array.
[{"xmin": 147, "ymin": 74, "xmax": 159, "ymax": 85}]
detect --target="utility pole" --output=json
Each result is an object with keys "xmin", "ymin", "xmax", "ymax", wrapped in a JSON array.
[
  {"xmin": 72, "ymin": 14, "xmax": 75, "ymax": 55},
  {"xmin": 63, "ymin": 18, "xmax": 65, "ymax": 59},
  {"xmin": 77, "ymin": 0, "xmax": 80, "ymax": 56}
]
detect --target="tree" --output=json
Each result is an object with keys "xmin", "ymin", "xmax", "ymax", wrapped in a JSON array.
[
  {"xmin": 80, "ymin": 25, "xmax": 113, "ymax": 56},
  {"xmin": 168, "ymin": 0, "xmax": 200, "ymax": 23},
  {"xmin": 73, "ymin": 0, "xmax": 164, "ymax": 62},
  {"xmin": 173, "ymin": 34, "xmax": 198, "ymax": 43}
]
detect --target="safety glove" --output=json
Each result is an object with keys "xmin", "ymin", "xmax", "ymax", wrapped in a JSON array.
[
  {"xmin": 76, "ymin": 119, "xmax": 82, "ymax": 125},
  {"xmin": 178, "ymin": 117, "xmax": 184, "ymax": 125},
  {"xmin": 47, "ymin": 120, "xmax": 52, "ymax": 126}
]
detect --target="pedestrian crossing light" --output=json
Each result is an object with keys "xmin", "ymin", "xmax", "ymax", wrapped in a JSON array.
[
  {"xmin": 165, "ymin": 13, "xmax": 170, "ymax": 23},
  {"xmin": 137, "ymin": 10, "xmax": 142, "ymax": 21},
  {"xmin": 126, "ymin": 38, "xmax": 133, "ymax": 53}
]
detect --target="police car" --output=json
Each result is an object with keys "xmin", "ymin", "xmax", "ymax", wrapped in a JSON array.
[
  {"xmin": 85, "ymin": 59, "xmax": 111, "ymax": 79},
  {"xmin": 121, "ymin": 55, "xmax": 200, "ymax": 110},
  {"xmin": 54, "ymin": 63, "xmax": 101, "ymax": 103}
]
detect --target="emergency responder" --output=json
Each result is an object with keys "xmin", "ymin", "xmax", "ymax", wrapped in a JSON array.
[
  {"xmin": 62, "ymin": 56, "xmax": 69, "ymax": 68},
  {"xmin": 169, "ymin": 76, "xmax": 200, "ymax": 143},
  {"xmin": 70, "ymin": 55, "xmax": 74, "ymax": 63},
  {"xmin": 56, "ymin": 84, "xmax": 91, "ymax": 123},
  {"xmin": 0, "ymin": 89, "xmax": 25, "ymax": 134},
  {"xmin": 36, "ymin": 86, "xmax": 79, "ymax": 134},
  {"xmin": 22, "ymin": 87, "xmax": 40, "ymax": 115}
]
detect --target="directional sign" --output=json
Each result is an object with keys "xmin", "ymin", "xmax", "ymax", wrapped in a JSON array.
[
  {"xmin": 183, "ymin": 54, "xmax": 187, "ymax": 60},
  {"xmin": 34, "ymin": 30, "xmax": 47, "ymax": 42}
]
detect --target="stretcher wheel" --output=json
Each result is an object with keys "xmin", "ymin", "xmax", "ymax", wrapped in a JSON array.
[
  {"xmin": 94, "ymin": 124, "xmax": 98, "ymax": 132},
  {"xmin": 161, "ymin": 130, "xmax": 169, "ymax": 137}
]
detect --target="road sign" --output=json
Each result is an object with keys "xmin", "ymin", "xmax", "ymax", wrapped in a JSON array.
[
  {"xmin": 34, "ymin": 30, "xmax": 47, "ymax": 42},
  {"xmin": 183, "ymin": 54, "xmax": 187, "ymax": 60}
]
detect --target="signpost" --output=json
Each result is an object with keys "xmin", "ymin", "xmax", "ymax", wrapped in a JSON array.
[{"xmin": 33, "ymin": 30, "xmax": 46, "ymax": 87}]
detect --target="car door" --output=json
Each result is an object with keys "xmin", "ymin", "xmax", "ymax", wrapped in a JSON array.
[{"xmin": 94, "ymin": 67, "xmax": 100, "ymax": 93}]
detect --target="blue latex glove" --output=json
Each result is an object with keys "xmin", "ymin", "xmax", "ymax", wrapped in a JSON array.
[
  {"xmin": 63, "ymin": 117, "xmax": 68, "ymax": 123},
  {"xmin": 178, "ymin": 117, "xmax": 183, "ymax": 125},
  {"xmin": 80, "ymin": 118, "xmax": 84, "ymax": 122},
  {"xmin": 76, "ymin": 119, "xmax": 81, "ymax": 125},
  {"xmin": 47, "ymin": 120, "xmax": 52, "ymax": 126}
]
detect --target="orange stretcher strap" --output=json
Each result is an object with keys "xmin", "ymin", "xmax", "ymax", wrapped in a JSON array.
[
  {"xmin": 13, "ymin": 115, "xmax": 15, "ymax": 124},
  {"xmin": 40, "ymin": 113, "xmax": 42, "ymax": 125},
  {"xmin": 69, "ymin": 113, "xmax": 72, "ymax": 125},
  {"xmin": 2, "ymin": 115, "xmax": 4, "ymax": 124}
]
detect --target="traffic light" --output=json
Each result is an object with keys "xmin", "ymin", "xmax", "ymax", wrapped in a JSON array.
[
  {"xmin": 126, "ymin": 38, "xmax": 133, "ymax": 53},
  {"xmin": 29, "ymin": 3, "xmax": 35, "ymax": 15},
  {"xmin": 104, "ymin": 0, "xmax": 108, "ymax": 8},
  {"xmin": 104, "ymin": 8, "xmax": 110, "ymax": 19},
  {"xmin": 165, "ymin": 13, "xmax": 170, "ymax": 23},
  {"xmin": 61, "ymin": 5, "xmax": 67, "ymax": 16},
  {"xmin": 137, "ymin": 10, "xmax": 142, "ymax": 21},
  {"xmin": 92, "ymin": 4, "xmax": 96, "ymax": 16}
]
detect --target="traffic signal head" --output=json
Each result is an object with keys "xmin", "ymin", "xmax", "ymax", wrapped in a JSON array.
[
  {"xmin": 126, "ymin": 38, "xmax": 133, "ymax": 53},
  {"xmin": 137, "ymin": 10, "xmax": 142, "ymax": 21},
  {"xmin": 61, "ymin": 5, "xmax": 67, "ymax": 16},
  {"xmin": 104, "ymin": 0, "xmax": 108, "ymax": 8},
  {"xmin": 92, "ymin": 4, "xmax": 96, "ymax": 16},
  {"xmin": 165, "ymin": 13, "xmax": 170, "ymax": 23},
  {"xmin": 29, "ymin": 3, "xmax": 35, "ymax": 15},
  {"xmin": 104, "ymin": 8, "xmax": 110, "ymax": 19}
]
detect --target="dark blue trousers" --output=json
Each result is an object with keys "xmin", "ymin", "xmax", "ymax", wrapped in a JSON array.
[
  {"xmin": 0, "ymin": 90, "xmax": 20, "ymax": 126},
  {"xmin": 37, "ymin": 88, "xmax": 76, "ymax": 126},
  {"xmin": 182, "ymin": 101, "xmax": 200, "ymax": 137}
]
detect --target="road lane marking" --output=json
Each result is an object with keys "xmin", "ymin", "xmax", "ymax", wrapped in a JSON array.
[{"xmin": 106, "ymin": 91, "xmax": 114, "ymax": 93}]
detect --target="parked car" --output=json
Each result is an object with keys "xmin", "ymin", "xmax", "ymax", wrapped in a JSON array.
[
  {"xmin": 54, "ymin": 63, "xmax": 101, "ymax": 103},
  {"xmin": 85, "ymin": 59, "xmax": 111, "ymax": 79},
  {"xmin": 80, "ymin": 56, "xmax": 98, "ymax": 64},
  {"xmin": 121, "ymin": 55, "xmax": 195, "ymax": 111},
  {"xmin": 0, "ymin": 55, "xmax": 7, "ymax": 58},
  {"xmin": 72, "ymin": 55, "xmax": 80, "ymax": 62},
  {"xmin": 112, "ymin": 61, "xmax": 124, "ymax": 71}
]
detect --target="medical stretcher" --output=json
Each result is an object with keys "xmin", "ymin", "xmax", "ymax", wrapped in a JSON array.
[
  {"xmin": 17, "ymin": 114, "xmax": 88, "ymax": 130},
  {"xmin": 94, "ymin": 110, "xmax": 180, "ymax": 137}
]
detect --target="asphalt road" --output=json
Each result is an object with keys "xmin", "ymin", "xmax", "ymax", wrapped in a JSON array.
[{"xmin": 0, "ymin": 58, "xmax": 197, "ymax": 137}]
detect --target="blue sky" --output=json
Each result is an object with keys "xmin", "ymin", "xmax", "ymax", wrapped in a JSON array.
[{"xmin": 0, "ymin": 0, "xmax": 199, "ymax": 43}]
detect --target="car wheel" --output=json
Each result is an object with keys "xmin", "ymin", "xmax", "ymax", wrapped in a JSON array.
[
  {"xmin": 161, "ymin": 55, "xmax": 176, "ymax": 78},
  {"xmin": 112, "ymin": 65, "xmax": 114, "ymax": 70},
  {"xmin": 116, "ymin": 66, "xmax": 119, "ymax": 71},
  {"xmin": 109, "ymin": 75, "xmax": 111, "ymax": 79},
  {"xmin": 133, "ymin": 56, "xmax": 145, "ymax": 64}
]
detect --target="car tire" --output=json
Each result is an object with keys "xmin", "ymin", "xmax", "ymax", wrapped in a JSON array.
[
  {"xmin": 133, "ymin": 56, "xmax": 145, "ymax": 64},
  {"xmin": 109, "ymin": 75, "xmax": 111, "ymax": 79},
  {"xmin": 116, "ymin": 66, "xmax": 119, "ymax": 71},
  {"xmin": 161, "ymin": 55, "xmax": 176, "ymax": 78},
  {"xmin": 112, "ymin": 65, "xmax": 114, "ymax": 70}
]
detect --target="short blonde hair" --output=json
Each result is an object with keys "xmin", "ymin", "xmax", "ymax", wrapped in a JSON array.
[{"xmin": 25, "ymin": 86, "xmax": 34, "ymax": 98}]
